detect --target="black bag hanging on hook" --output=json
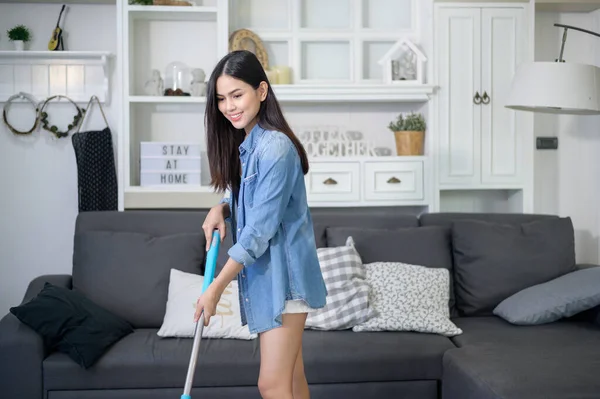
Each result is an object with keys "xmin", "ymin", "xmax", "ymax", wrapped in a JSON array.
[{"xmin": 71, "ymin": 95, "xmax": 118, "ymax": 212}]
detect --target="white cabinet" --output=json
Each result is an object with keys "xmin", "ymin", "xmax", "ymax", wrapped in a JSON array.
[
  {"xmin": 435, "ymin": 4, "xmax": 532, "ymax": 188},
  {"xmin": 306, "ymin": 158, "xmax": 427, "ymax": 207}
]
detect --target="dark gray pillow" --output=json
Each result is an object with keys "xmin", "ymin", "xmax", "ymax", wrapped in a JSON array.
[
  {"xmin": 325, "ymin": 226, "xmax": 456, "ymax": 315},
  {"xmin": 451, "ymin": 217, "xmax": 576, "ymax": 316},
  {"xmin": 493, "ymin": 267, "xmax": 600, "ymax": 325},
  {"xmin": 72, "ymin": 231, "xmax": 205, "ymax": 328}
]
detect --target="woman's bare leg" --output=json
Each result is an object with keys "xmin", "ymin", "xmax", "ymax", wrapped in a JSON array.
[
  {"xmin": 258, "ymin": 313, "xmax": 307, "ymax": 399},
  {"xmin": 292, "ymin": 342, "xmax": 310, "ymax": 399}
]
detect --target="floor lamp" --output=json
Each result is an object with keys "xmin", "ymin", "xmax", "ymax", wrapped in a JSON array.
[{"xmin": 505, "ymin": 23, "xmax": 600, "ymax": 115}]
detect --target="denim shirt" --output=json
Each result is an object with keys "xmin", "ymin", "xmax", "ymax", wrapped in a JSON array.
[{"xmin": 219, "ymin": 123, "xmax": 328, "ymax": 334}]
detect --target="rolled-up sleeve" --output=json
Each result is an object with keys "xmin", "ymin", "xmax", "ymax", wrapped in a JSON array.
[{"xmin": 228, "ymin": 136, "xmax": 297, "ymax": 266}]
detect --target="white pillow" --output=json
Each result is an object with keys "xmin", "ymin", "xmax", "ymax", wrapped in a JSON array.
[
  {"xmin": 352, "ymin": 262, "xmax": 462, "ymax": 337},
  {"xmin": 157, "ymin": 268, "xmax": 257, "ymax": 340}
]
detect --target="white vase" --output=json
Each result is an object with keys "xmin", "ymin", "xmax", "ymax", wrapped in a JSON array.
[{"xmin": 13, "ymin": 41, "xmax": 24, "ymax": 51}]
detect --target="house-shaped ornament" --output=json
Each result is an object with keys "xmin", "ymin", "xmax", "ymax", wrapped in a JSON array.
[{"xmin": 378, "ymin": 38, "xmax": 427, "ymax": 85}]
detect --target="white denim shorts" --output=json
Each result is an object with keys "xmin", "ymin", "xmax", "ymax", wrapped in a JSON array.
[{"xmin": 282, "ymin": 299, "xmax": 316, "ymax": 314}]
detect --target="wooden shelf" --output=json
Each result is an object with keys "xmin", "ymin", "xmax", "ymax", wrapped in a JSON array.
[{"xmin": 127, "ymin": 5, "xmax": 218, "ymax": 21}]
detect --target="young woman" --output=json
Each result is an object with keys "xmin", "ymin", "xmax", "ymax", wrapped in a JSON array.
[{"xmin": 193, "ymin": 50, "xmax": 328, "ymax": 399}]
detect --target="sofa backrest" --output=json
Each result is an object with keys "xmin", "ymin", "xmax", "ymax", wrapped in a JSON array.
[
  {"xmin": 419, "ymin": 212, "xmax": 575, "ymax": 318},
  {"xmin": 216, "ymin": 207, "xmax": 419, "ymax": 270},
  {"xmin": 419, "ymin": 212, "xmax": 558, "ymax": 228},
  {"xmin": 69, "ymin": 210, "xmax": 573, "ymax": 327},
  {"xmin": 72, "ymin": 211, "xmax": 209, "ymax": 329}
]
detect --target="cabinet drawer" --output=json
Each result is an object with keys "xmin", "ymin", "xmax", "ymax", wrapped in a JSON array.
[
  {"xmin": 305, "ymin": 162, "xmax": 360, "ymax": 202},
  {"xmin": 364, "ymin": 161, "xmax": 424, "ymax": 201}
]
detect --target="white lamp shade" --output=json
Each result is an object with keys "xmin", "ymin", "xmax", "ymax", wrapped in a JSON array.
[{"xmin": 505, "ymin": 62, "xmax": 600, "ymax": 115}]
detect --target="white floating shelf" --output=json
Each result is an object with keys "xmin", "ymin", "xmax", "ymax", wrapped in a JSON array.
[
  {"xmin": 272, "ymin": 84, "xmax": 437, "ymax": 102},
  {"xmin": 128, "ymin": 95, "xmax": 206, "ymax": 103},
  {"xmin": 0, "ymin": 51, "xmax": 112, "ymax": 104},
  {"xmin": 127, "ymin": 5, "xmax": 218, "ymax": 21},
  {"xmin": 128, "ymin": 84, "xmax": 437, "ymax": 104},
  {"xmin": 126, "ymin": 185, "xmax": 216, "ymax": 193}
]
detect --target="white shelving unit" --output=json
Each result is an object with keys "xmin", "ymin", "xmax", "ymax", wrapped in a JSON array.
[
  {"xmin": 119, "ymin": 0, "xmax": 227, "ymax": 208},
  {"xmin": 118, "ymin": 0, "xmax": 437, "ymax": 210},
  {"xmin": 0, "ymin": 50, "xmax": 112, "ymax": 103}
]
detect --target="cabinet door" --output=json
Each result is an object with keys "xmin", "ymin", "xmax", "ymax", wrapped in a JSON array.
[
  {"xmin": 436, "ymin": 7, "xmax": 481, "ymax": 186},
  {"xmin": 480, "ymin": 8, "xmax": 528, "ymax": 185}
]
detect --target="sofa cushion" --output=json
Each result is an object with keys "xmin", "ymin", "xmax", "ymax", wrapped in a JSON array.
[
  {"xmin": 450, "ymin": 316, "xmax": 600, "ymax": 348},
  {"xmin": 43, "ymin": 328, "xmax": 455, "ymax": 390},
  {"xmin": 302, "ymin": 330, "xmax": 455, "ymax": 383},
  {"xmin": 352, "ymin": 262, "xmax": 462, "ymax": 337},
  {"xmin": 442, "ymin": 345, "xmax": 600, "ymax": 399},
  {"xmin": 10, "ymin": 282, "xmax": 133, "ymax": 369},
  {"xmin": 451, "ymin": 217, "xmax": 576, "ymax": 316},
  {"xmin": 43, "ymin": 328, "xmax": 261, "ymax": 391},
  {"xmin": 326, "ymin": 225, "xmax": 456, "ymax": 314},
  {"xmin": 493, "ymin": 266, "xmax": 600, "ymax": 325},
  {"xmin": 157, "ymin": 269, "xmax": 256, "ymax": 340},
  {"xmin": 72, "ymin": 231, "xmax": 205, "ymax": 328},
  {"xmin": 305, "ymin": 237, "xmax": 373, "ymax": 331}
]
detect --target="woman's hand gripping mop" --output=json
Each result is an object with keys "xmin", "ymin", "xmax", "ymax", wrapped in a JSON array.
[{"xmin": 181, "ymin": 229, "xmax": 220, "ymax": 399}]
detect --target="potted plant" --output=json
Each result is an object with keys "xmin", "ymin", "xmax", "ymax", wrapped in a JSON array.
[
  {"xmin": 7, "ymin": 25, "xmax": 31, "ymax": 51},
  {"xmin": 387, "ymin": 112, "xmax": 426, "ymax": 156}
]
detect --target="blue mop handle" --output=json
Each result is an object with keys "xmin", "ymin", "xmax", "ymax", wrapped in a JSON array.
[
  {"xmin": 201, "ymin": 230, "xmax": 219, "ymax": 294},
  {"xmin": 181, "ymin": 229, "xmax": 221, "ymax": 399}
]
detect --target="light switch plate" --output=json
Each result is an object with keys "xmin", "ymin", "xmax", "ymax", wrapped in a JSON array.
[{"xmin": 536, "ymin": 137, "xmax": 558, "ymax": 150}]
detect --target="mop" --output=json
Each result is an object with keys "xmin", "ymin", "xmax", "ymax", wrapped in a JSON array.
[{"xmin": 181, "ymin": 229, "xmax": 221, "ymax": 399}]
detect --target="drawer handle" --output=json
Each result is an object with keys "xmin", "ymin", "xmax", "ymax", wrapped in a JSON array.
[
  {"xmin": 387, "ymin": 177, "xmax": 402, "ymax": 184},
  {"xmin": 323, "ymin": 178, "xmax": 338, "ymax": 185}
]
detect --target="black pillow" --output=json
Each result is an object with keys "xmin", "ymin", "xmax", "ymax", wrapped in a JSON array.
[{"xmin": 10, "ymin": 282, "xmax": 133, "ymax": 369}]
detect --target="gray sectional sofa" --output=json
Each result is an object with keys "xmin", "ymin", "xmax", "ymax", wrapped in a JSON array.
[{"xmin": 1, "ymin": 208, "xmax": 600, "ymax": 399}]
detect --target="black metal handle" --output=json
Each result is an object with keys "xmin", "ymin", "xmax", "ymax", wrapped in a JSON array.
[
  {"xmin": 482, "ymin": 91, "xmax": 490, "ymax": 105},
  {"xmin": 473, "ymin": 92, "xmax": 482, "ymax": 105}
]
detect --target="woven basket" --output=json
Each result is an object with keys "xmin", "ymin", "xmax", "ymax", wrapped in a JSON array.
[{"xmin": 153, "ymin": 0, "xmax": 192, "ymax": 6}]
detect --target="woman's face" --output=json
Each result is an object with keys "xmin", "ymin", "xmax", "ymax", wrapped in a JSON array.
[{"xmin": 216, "ymin": 74, "xmax": 267, "ymax": 133}]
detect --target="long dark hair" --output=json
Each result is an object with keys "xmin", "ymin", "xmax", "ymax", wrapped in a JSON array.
[{"xmin": 205, "ymin": 50, "xmax": 309, "ymax": 194}]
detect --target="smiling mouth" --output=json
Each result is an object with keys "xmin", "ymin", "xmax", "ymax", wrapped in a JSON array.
[{"xmin": 229, "ymin": 112, "xmax": 242, "ymax": 121}]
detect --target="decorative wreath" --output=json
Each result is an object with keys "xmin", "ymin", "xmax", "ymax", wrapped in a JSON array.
[
  {"xmin": 2, "ymin": 92, "xmax": 40, "ymax": 135},
  {"xmin": 39, "ymin": 95, "xmax": 86, "ymax": 138},
  {"xmin": 229, "ymin": 29, "xmax": 269, "ymax": 70}
]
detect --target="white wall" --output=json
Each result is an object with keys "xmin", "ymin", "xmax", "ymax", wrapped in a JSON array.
[
  {"xmin": 0, "ymin": 3, "xmax": 119, "ymax": 313},
  {"xmin": 534, "ymin": 10, "xmax": 600, "ymax": 264},
  {"xmin": 3, "ymin": 1, "xmax": 600, "ymax": 314}
]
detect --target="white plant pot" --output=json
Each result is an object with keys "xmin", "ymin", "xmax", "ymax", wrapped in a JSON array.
[{"xmin": 13, "ymin": 41, "xmax": 25, "ymax": 51}]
